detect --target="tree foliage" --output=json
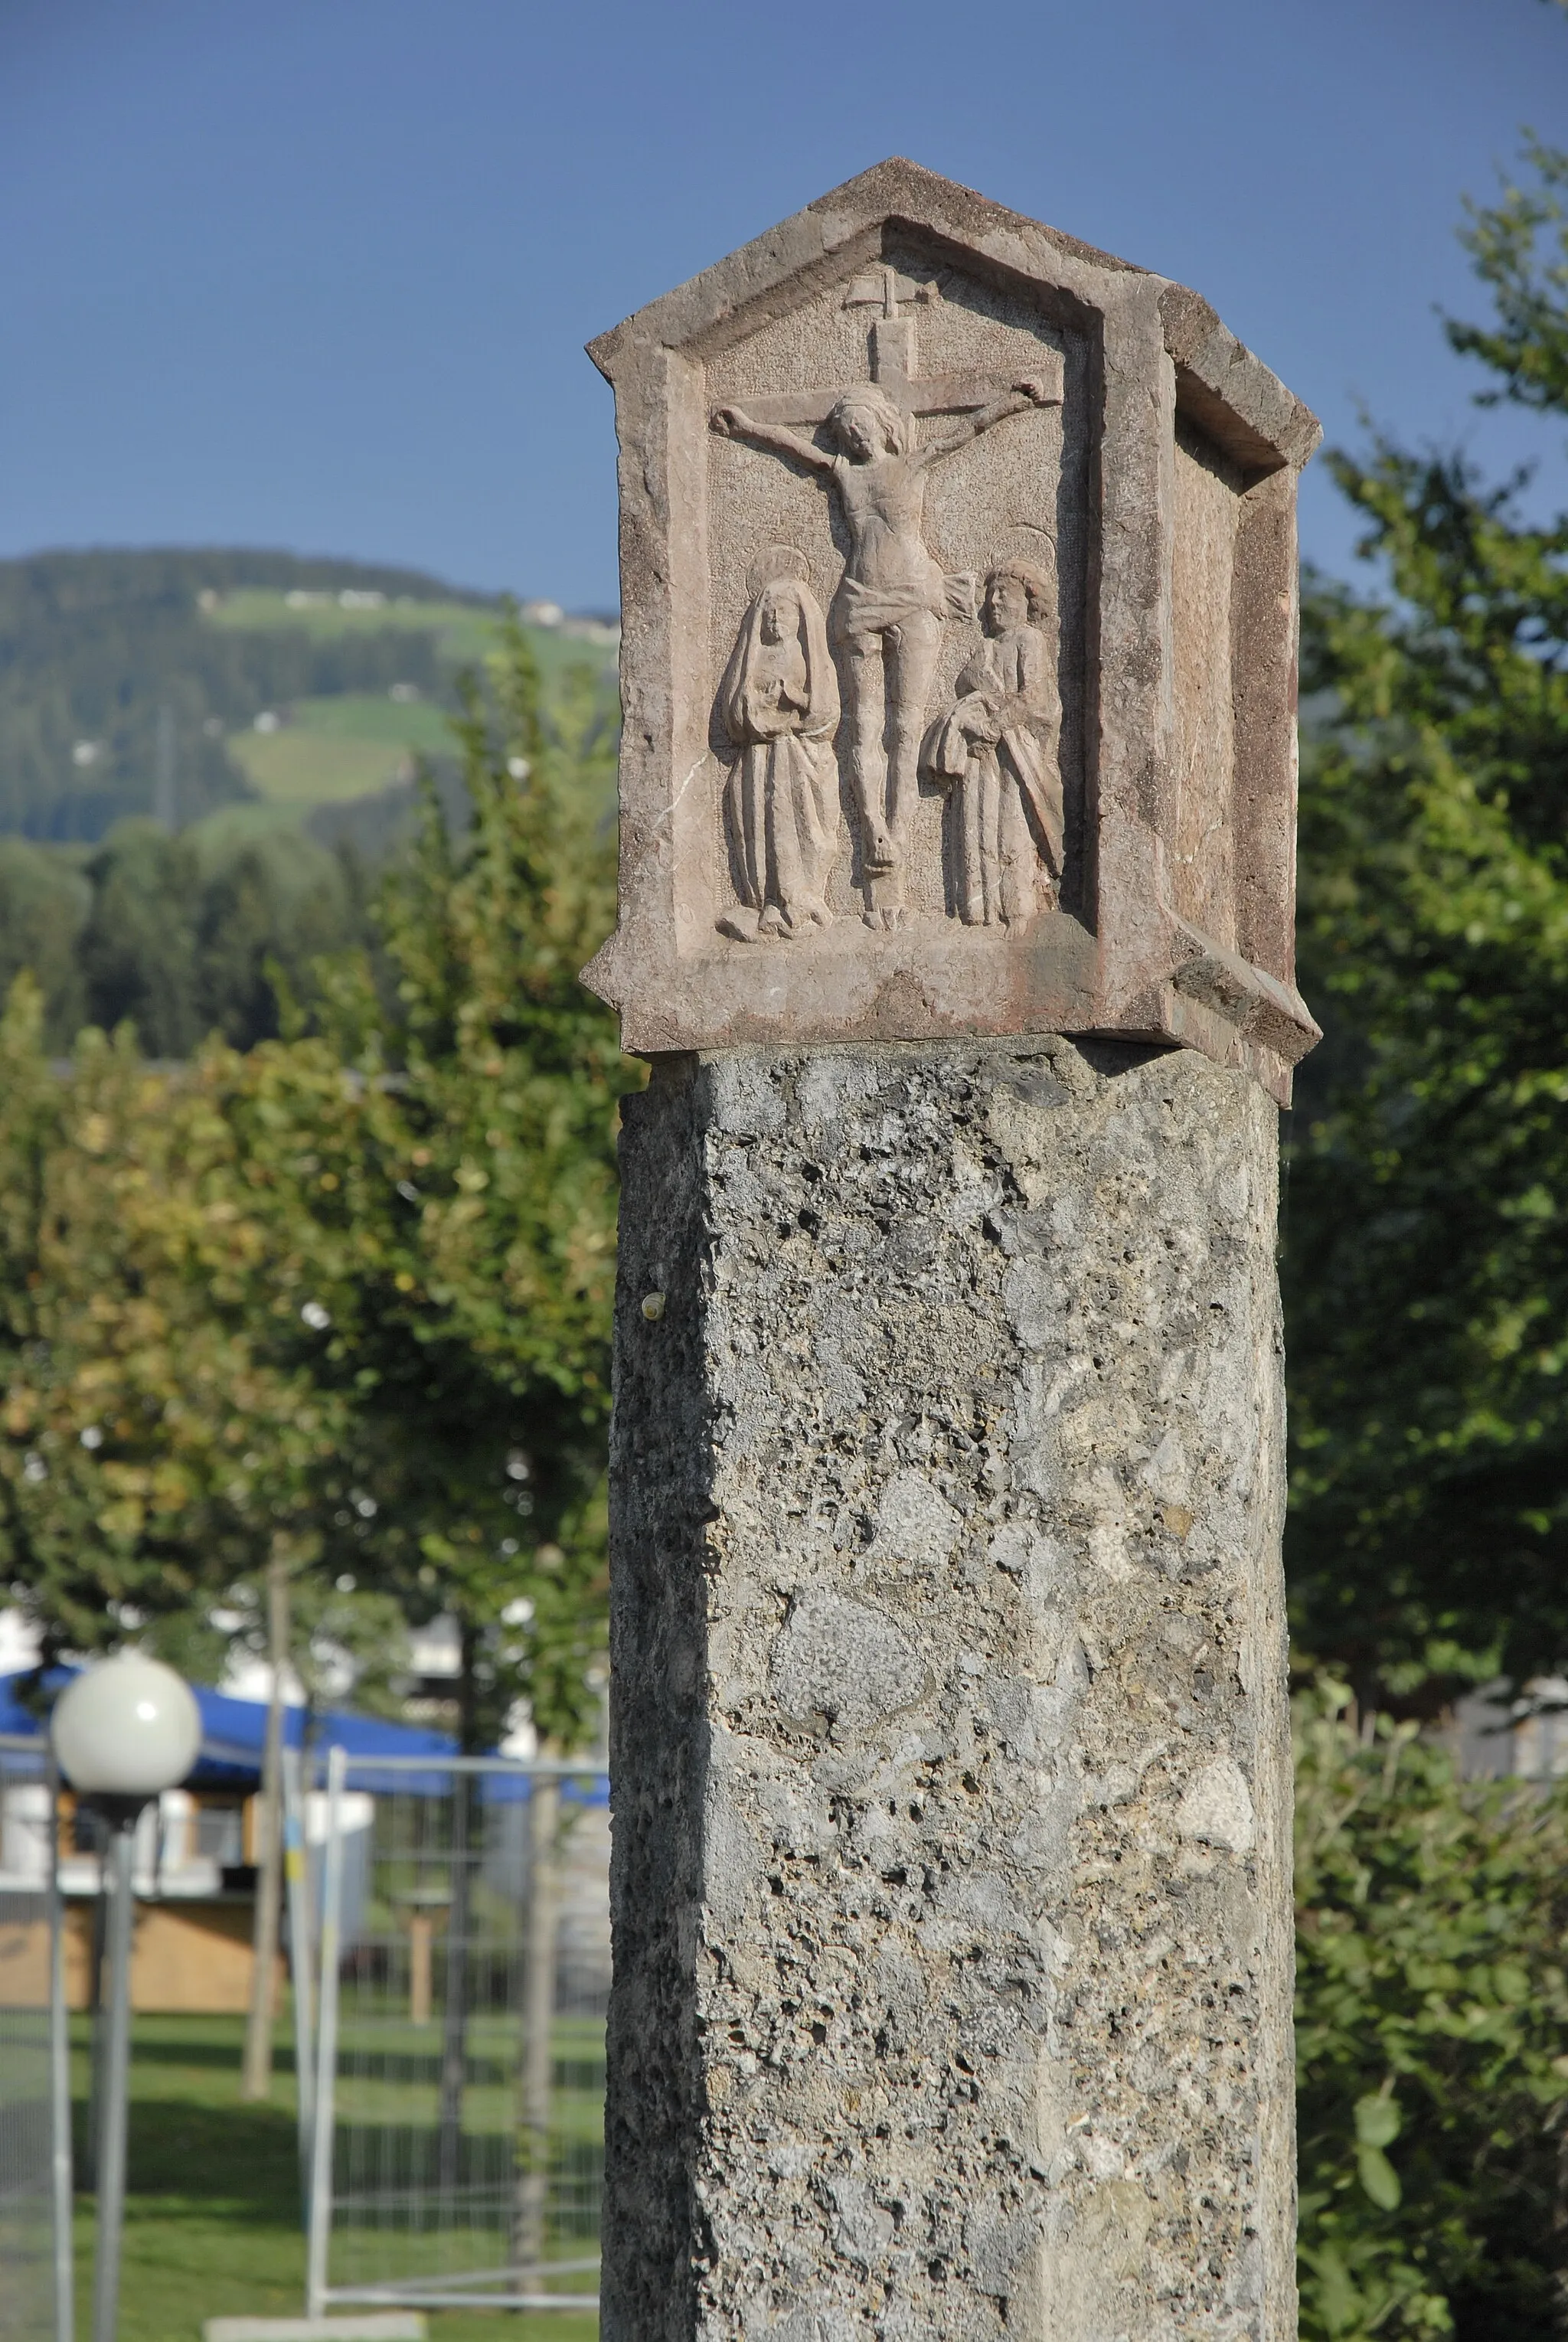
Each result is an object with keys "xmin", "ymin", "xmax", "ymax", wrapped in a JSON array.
[
  {"xmin": 0, "ymin": 842, "xmax": 88, "ymax": 1045},
  {"xmin": 1285, "ymin": 122, "xmax": 1568, "ymax": 1702},
  {"xmin": 207, "ymin": 615, "xmax": 632, "ymax": 1746},
  {"xmin": 1295, "ymin": 1691, "xmax": 1568, "ymax": 2339},
  {"xmin": 0, "ymin": 982, "xmax": 341, "ymax": 1659},
  {"xmin": 75, "ymin": 820, "xmax": 376, "ymax": 1057},
  {"xmin": 1285, "ymin": 108, "xmax": 1568, "ymax": 2329},
  {"xmin": 1448, "ymin": 132, "xmax": 1568, "ymax": 417},
  {"xmin": 0, "ymin": 613, "xmax": 630, "ymax": 1752}
]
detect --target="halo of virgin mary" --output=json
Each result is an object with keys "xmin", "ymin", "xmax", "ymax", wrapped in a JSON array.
[{"xmin": 716, "ymin": 547, "xmax": 842, "ymax": 942}]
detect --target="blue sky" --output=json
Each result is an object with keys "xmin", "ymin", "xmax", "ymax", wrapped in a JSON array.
[{"xmin": 2, "ymin": 0, "xmax": 1564, "ymax": 610}]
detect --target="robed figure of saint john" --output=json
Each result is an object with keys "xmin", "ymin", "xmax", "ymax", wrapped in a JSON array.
[
  {"xmin": 716, "ymin": 550, "xmax": 841, "ymax": 942},
  {"xmin": 922, "ymin": 558, "xmax": 1063, "ymax": 927}
]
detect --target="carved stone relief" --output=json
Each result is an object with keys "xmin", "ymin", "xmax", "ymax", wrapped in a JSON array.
[
  {"xmin": 710, "ymin": 265, "xmax": 1061, "ymax": 934},
  {"xmin": 921, "ymin": 559, "xmax": 1063, "ymax": 927},
  {"xmin": 714, "ymin": 548, "xmax": 841, "ymax": 943},
  {"xmin": 583, "ymin": 160, "xmax": 1323, "ymax": 1100}
]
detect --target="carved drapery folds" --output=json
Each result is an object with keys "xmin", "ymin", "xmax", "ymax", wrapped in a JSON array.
[
  {"xmin": 923, "ymin": 559, "xmax": 1063, "ymax": 928},
  {"xmin": 715, "ymin": 547, "xmax": 841, "ymax": 942},
  {"xmin": 715, "ymin": 536, "xmax": 1066, "ymax": 939}
]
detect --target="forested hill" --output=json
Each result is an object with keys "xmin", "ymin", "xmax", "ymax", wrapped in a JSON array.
[
  {"xmin": 0, "ymin": 547, "xmax": 504, "ymax": 841},
  {"xmin": 0, "ymin": 547, "xmax": 619, "ymax": 1054}
]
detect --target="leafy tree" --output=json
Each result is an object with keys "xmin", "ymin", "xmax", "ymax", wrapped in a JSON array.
[
  {"xmin": 0, "ymin": 610, "xmax": 626, "ymax": 1756},
  {"xmin": 192, "ymin": 616, "xmax": 629, "ymax": 2109},
  {"xmin": 1295, "ymin": 1690, "xmax": 1568, "ymax": 2339},
  {"xmin": 67, "ymin": 820, "xmax": 375, "ymax": 1057},
  {"xmin": 0, "ymin": 621, "xmax": 626, "ymax": 2109},
  {"xmin": 0, "ymin": 841, "xmax": 88, "ymax": 1047},
  {"xmin": 191, "ymin": 830, "xmax": 374, "ymax": 1049},
  {"xmin": 0, "ymin": 979, "xmax": 343, "ymax": 1661},
  {"xmin": 214, "ymin": 612, "xmax": 631, "ymax": 1753},
  {"xmin": 77, "ymin": 825, "xmax": 204, "ymax": 1056},
  {"xmin": 1285, "ymin": 116, "xmax": 1568, "ymax": 1706}
]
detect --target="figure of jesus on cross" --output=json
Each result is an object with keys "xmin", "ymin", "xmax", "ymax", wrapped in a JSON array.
[{"xmin": 712, "ymin": 266, "xmax": 1061, "ymax": 924}]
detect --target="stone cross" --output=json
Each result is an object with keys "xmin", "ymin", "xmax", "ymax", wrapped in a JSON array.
[
  {"xmin": 586, "ymin": 161, "xmax": 1319, "ymax": 2341},
  {"xmin": 737, "ymin": 265, "xmax": 1065, "ymax": 430}
]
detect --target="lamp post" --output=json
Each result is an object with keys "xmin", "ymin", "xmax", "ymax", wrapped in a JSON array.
[{"xmin": 51, "ymin": 1653, "xmax": 201, "ymax": 2342}]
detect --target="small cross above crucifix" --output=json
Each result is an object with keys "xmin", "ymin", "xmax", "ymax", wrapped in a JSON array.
[
  {"xmin": 843, "ymin": 266, "xmax": 936, "ymax": 399},
  {"xmin": 732, "ymin": 266, "xmax": 1064, "ymax": 430}
]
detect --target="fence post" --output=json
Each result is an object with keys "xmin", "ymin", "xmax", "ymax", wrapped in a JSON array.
[
  {"xmin": 305, "ymin": 1743, "xmax": 346, "ymax": 2321},
  {"xmin": 280, "ymin": 1745, "xmax": 315, "ymax": 2204},
  {"xmin": 512, "ymin": 1769, "xmax": 560, "ymax": 2283},
  {"xmin": 242, "ymin": 1550, "xmax": 289, "ymax": 2101}
]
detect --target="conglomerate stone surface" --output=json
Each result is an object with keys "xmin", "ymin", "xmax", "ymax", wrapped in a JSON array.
[{"xmin": 603, "ymin": 1036, "xmax": 1293, "ymax": 2342}]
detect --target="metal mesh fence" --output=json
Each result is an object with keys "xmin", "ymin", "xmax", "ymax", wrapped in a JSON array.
[
  {"xmin": 0, "ymin": 1736, "xmax": 70, "ymax": 2342},
  {"xmin": 304, "ymin": 1751, "xmax": 607, "ymax": 2315}
]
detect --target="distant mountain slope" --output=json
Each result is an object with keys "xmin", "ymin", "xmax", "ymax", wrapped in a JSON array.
[
  {"xmin": 0, "ymin": 548, "xmax": 621, "ymax": 1056},
  {"xmin": 0, "ymin": 548, "xmax": 614, "ymax": 844}
]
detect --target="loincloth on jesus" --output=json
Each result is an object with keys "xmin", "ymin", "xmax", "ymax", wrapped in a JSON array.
[{"xmin": 829, "ymin": 568, "xmax": 978, "ymax": 648}]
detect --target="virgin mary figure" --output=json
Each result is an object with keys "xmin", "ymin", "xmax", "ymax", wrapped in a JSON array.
[{"xmin": 716, "ymin": 547, "xmax": 841, "ymax": 942}]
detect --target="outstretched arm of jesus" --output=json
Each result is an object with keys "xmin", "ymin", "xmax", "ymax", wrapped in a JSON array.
[
  {"xmin": 710, "ymin": 406, "xmax": 835, "ymax": 474},
  {"xmin": 917, "ymin": 379, "xmax": 1057, "ymax": 469}
]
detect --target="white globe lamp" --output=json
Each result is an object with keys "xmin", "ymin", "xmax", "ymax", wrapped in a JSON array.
[
  {"xmin": 51, "ymin": 1650, "xmax": 202, "ymax": 1802},
  {"xmin": 51, "ymin": 1651, "xmax": 203, "ymax": 2342}
]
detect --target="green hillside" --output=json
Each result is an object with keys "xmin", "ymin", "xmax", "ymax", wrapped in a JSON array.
[
  {"xmin": 0, "ymin": 549, "xmax": 620, "ymax": 1053},
  {"xmin": 0, "ymin": 549, "xmax": 617, "ymax": 844},
  {"xmin": 227, "ymin": 695, "xmax": 452, "ymax": 811},
  {"xmin": 203, "ymin": 591, "xmax": 616, "ymax": 837}
]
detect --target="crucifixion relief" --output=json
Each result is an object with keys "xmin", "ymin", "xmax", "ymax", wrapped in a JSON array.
[{"xmin": 711, "ymin": 269, "xmax": 1063, "ymax": 927}]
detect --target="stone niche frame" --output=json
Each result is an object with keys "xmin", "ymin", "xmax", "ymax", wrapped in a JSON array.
[{"xmin": 583, "ymin": 158, "xmax": 1321, "ymax": 1103}]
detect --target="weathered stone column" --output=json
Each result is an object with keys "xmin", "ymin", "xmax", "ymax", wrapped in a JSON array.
[
  {"xmin": 584, "ymin": 164, "xmax": 1319, "ymax": 2338},
  {"xmin": 607, "ymin": 1036, "xmax": 1292, "ymax": 2339}
]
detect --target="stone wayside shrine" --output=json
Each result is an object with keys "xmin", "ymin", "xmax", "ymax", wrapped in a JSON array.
[{"xmin": 587, "ymin": 161, "xmax": 1320, "ymax": 2340}]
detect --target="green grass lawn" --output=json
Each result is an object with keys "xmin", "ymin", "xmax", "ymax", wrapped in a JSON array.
[
  {"xmin": 225, "ymin": 732, "xmax": 410, "ymax": 808},
  {"xmin": 220, "ymin": 691, "xmax": 454, "ymax": 813},
  {"xmin": 73, "ymin": 2014, "xmax": 598, "ymax": 2342},
  {"xmin": 275, "ymin": 694, "xmax": 456, "ymax": 750}
]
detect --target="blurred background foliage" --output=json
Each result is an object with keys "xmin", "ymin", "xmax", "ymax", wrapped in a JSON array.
[
  {"xmin": 0, "ymin": 612, "xmax": 635, "ymax": 1755},
  {"xmin": 1286, "ymin": 110, "xmax": 1568, "ymax": 1720},
  {"xmin": 1282, "ymin": 101, "xmax": 1568, "ymax": 2338},
  {"xmin": 1295, "ymin": 1695, "xmax": 1568, "ymax": 2340}
]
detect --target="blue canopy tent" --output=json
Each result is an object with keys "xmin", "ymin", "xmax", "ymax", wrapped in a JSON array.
[
  {"xmin": 0, "ymin": 1664, "xmax": 454, "ymax": 1791},
  {"xmin": 0, "ymin": 1667, "xmax": 607, "ymax": 1803}
]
